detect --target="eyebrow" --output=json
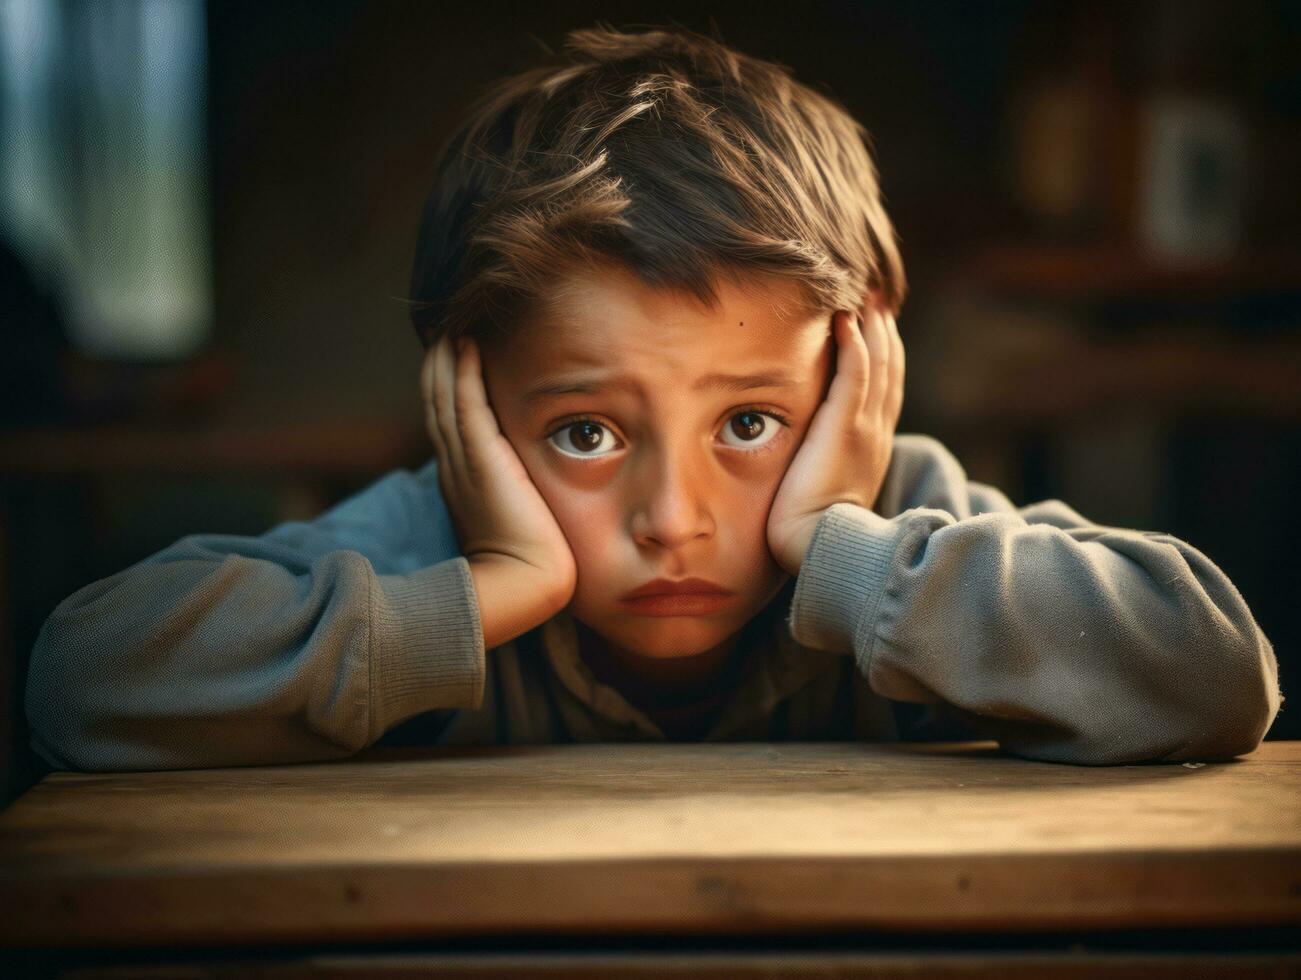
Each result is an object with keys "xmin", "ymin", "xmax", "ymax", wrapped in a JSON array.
[{"xmin": 521, "ymin": 370, "xmax": 801, "ymax": 404}]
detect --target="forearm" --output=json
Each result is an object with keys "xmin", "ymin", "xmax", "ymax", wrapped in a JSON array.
[
  {"xmin": 789, "ymin": 501, "xmax": 1282, "ymax": 765},
  {"xmin": 26, "ymin": 537, "xmax": 486, "ymax": 771}
]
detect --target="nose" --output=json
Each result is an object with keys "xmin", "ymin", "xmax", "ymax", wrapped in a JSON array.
[{"xmin": 628, "ymin": 443, "xmax": 715, "ymax": 550}]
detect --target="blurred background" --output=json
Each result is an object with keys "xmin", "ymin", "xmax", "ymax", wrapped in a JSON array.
[{"xmin": 2, "ymin": 0, "xmax": 1298, "ymax": 798}]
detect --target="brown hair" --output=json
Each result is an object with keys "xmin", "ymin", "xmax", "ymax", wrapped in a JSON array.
[{"xmin": 404, "ymin": 22, "xmax": 905, "ymax": 350}]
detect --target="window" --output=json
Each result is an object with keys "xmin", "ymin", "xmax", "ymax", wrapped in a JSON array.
[{"xmin": 0, "ymin": 0, "xmax": 212, "ymax": 360}]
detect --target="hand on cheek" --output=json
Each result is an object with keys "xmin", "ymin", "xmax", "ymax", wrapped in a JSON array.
[
  {"xmin": 421, "ymin": 334, "xmax": 578, "ymax": 602},
  {"xmin": 766, "ymin": 299, "xmax": 905, "ymax": 576}
]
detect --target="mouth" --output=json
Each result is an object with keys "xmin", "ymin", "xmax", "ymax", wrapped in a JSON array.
[
  {"xmin": 621, "ymin": 577, "xmax": 733, "ymax": 601},
  {"xmin": 620, "ymin": 592, "xmax": 739, "ymax": 616}
]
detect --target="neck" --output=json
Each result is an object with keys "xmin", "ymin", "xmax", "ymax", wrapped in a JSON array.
[{"xmin": 575, "ymin": 622, "xmax": 745, "ymax": 709}]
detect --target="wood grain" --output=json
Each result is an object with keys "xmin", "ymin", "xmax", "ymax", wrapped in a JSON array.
[{"xmin": 1, "ymin": 740, "xmax": 1297, "ymax": 949}]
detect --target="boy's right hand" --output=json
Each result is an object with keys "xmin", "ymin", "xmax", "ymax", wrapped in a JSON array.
[{"xmin": 421, "ymin": 333, "xmax": 577, "ymax": 645}]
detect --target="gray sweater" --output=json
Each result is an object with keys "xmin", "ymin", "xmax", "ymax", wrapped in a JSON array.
[{"xmin": 25, "ymin": 433, "xmax": 1283, "ymax": 771}]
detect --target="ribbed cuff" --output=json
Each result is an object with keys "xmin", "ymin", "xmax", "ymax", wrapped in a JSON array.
[
  {"xmin": 788, "ymin": 503, "xmax": 901, "ymax": 655},
  {"xmin": 370, "ymin": 556, "xmax": 485, "ymax": 737}
]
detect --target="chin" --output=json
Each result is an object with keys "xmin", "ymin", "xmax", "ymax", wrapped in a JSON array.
[{"xmin": 593, "ymin": 610, "xmax": 744, "ymax": 658}]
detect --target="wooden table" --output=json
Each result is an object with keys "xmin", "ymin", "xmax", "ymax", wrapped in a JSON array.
[{"xmin": 1, "ymin": 740, "xmax": 1298, "ymax": 977}]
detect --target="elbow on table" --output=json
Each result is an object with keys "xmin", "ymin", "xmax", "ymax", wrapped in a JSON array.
[
  {"xmin": 1165, "ymin": 629, "xmax": 1285, "ymax": 763},
  {"xmin": 24, "ymin": 597, "xmax": 125, "ymax": 773},
  {"xmin": 1224, "ymin": 640, "xmax": 1285, "ymax": 757},
  {"xmin": 1014, "ymin": 628, "xmax": 1284, "ymax": 767}
]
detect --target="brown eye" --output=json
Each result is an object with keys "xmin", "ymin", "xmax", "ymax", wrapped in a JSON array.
[
  {"xmin": 569, "ymin": 422, "xmax": 604, "ymax": 452},
  {"xmin": 720, "ymin": 411, "xmax": 782, "ymax": 451},
  {"xmin": 549, "ymin": 420, "xmax": 619, "ymax": 458},
  {"xmin": 731, "ymin": 413, "xmax": 765, "ymax": 440}
]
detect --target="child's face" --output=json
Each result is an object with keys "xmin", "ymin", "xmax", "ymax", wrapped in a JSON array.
[{"xmin": 481, "ymin": 261, "xmax": 835, "ymax": 661}]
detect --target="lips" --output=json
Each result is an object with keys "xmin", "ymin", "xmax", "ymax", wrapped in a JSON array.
[
  {"xmin": 620, "ymin": 576, "xmax": 733, "ymax": 600},
  {"xmin": 621, "ymin": 592, "xmax": 738, "ymax": 616}
]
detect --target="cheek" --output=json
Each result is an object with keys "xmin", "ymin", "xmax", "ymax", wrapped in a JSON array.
[
  {"xmin": 730, "ymin": 478, "xmax": 782, "ymax": 546},
  {"xmin": 721, "ymin": 459, "xmax": 786, "ymax": 517},
  {"xmin": 519, "ymin": 462, "xmax": 620, "ymax": 562},
  {"xmin": 549, "ymin": 493, "xmax": 625, "ymax": 581}
]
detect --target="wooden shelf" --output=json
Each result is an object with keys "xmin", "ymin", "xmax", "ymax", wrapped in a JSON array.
[
  {"xmin": 0, "ymin": 419, "xmax": 429, "ymax": 477},
  {"xmin": 956, "ymin": 244, "xmax": 1301, "ymax": 300},
  {"xmin": 918, "ymin": 331, "xmax": 1301, "ymax": 428}
]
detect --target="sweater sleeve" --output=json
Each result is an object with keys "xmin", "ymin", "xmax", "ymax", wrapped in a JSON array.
[
  {"xmin": 787, "ymin": 433, "xmax": 1285, "ymax": 766},
  {"xmin": 25, "ymin": 458, "xmax": 485, "ymax": 772}
]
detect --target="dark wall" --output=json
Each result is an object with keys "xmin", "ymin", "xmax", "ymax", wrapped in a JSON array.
[{"xmin": 3, "ymin": 1, "xmax": 1298, "ymax": 801}]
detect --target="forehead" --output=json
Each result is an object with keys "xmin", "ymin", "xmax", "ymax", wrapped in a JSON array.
[{"xmin": 513, "ymin": 261, "xmax": 826, "ymax": 369}]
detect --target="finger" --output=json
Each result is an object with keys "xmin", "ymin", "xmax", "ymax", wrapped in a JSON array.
[
  {"xmin": 885, "ymin": 312, "xmax": 905, "ymax": 422},
  {"xmin": 453, "ymin": 336, "xmax": 503, "ymax": 477},
  {"xmin": 862, "ymin": 307, "xmax": 890, "ymax": 419},
  {"xmin": 434, "ymin": 333, "xmax": 469, "ymax": 479},
  {"xmin": 827, "ymin": 310, "xmax": 869, "ymax": 416},
  {"xmin": 420, "ymin": 339, "xmax": 447, "ymax": 463}
]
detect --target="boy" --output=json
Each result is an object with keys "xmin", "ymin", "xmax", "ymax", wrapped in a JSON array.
[{"xmin": 25, "ymin": 25, "xmax": 1282, "ymax": 771}]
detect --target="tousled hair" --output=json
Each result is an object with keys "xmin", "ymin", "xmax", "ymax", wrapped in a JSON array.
[{"xmin": 404, "ymin": 22, "xmax": 906, "ymax": 350}]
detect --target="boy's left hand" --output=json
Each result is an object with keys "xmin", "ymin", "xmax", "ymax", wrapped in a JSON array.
[{"xmin": 767, "ymin": 298, "xmax": 904, "ymax": 577}]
